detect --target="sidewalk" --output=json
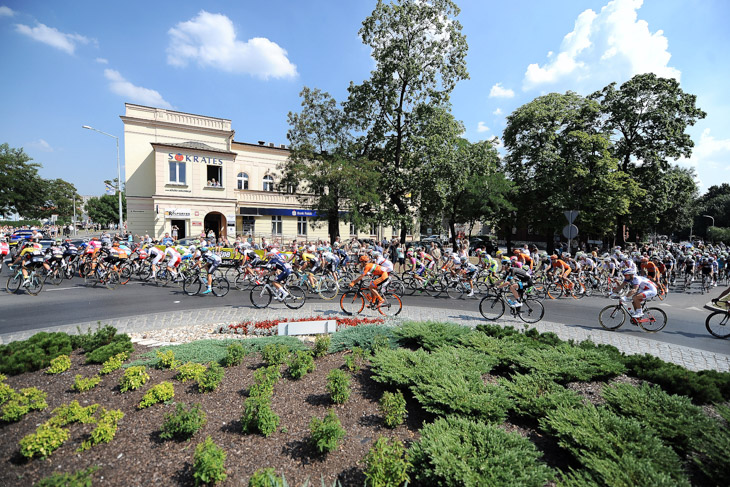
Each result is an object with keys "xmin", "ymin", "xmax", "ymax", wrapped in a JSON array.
[{"xmin": 1, "ymin": 302, "xmax": 728, "ymax": 372}]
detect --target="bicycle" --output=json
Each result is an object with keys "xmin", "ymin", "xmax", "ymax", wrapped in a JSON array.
[
  {"xmin": 287, "ymin": 270, "xmax": 339, "ymax": 300},
  {"xmin": 182, "ymin": 266, "xmax": 230, "ymax": 297},
  {"xmin": 249, "ymin": 274, "xmax": 305, "ymax": 309},
  {"xmin": 83, "ymin": 261, "xmax": 120, "ymax": 290},
  {"xmin": 478, "ymin": 287, "xmax": 544, "ymax": 324},
  {"xmin": 340, "ymin": 280, "xmax": 402, "ymax": 316},
  {"xmin": 5, "ymin": 265, "xmax": 44, "ymax": 295},
  {"xmin": 598, "ymin": 297, "xmax": 667, "ymax": 332},
  {"xmin": 442, "ymin": 274, "xmax": 480, "ymax": 299},
  {"xmin": 706, "ymin": 299, "xmax": 730, "ymax": 339}
]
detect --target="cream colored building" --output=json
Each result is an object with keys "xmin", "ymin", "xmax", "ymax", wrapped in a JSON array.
[{"xmin": 121, "ymin": 104, "xmax": 405, "ymax": 243}]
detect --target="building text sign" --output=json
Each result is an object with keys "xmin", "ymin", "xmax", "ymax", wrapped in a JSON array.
[
  {"xmin": 164, "ymin": 208, "xmax": 192, "ymax": 219},
  {"xmin": 168, "ymin": 153, "xmax": 227, "ymax": 166}
]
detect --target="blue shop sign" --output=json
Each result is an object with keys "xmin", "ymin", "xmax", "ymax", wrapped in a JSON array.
[{"xmin": 239, "ymin": 207, "xmax": 318, "ymax": 217}]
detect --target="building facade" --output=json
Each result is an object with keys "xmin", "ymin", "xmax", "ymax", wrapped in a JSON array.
[{"xmin": 121, "ymin": 104, "xmax": 406, "ymax": 243}]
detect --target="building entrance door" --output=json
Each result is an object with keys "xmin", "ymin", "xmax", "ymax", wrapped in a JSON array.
[
  {"xmin": 170, "ymin": 219, "xmax": 186, "ymax": 240},
  {"xmin": 203, "ymin": 212, "xmax": 226, "ymax": 241}
]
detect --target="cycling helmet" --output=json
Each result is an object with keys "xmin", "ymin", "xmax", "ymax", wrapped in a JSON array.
[
  {"xmin": 513, "ymin": 248, "xmax": 521, "ymax": 254},
  {"xmin": 501, "ymin": 257, "xmax": 510, "ymax": 265},
  {"xmin": 510, "ymin": 256, "xmax": 517, "ymax": 261},
  {"xmin": 372, "ymin": 251, "xmax": 382, "ymax": 258},
  {"xmin": 622, "ymin": 268, "xmax": 635, "ymax": 275},
  {"xmin": 359, "ymin": 255, "xmax": 370, "ymax": 263},
  {"xmin": 200, "ymin": 247, "xmax": 209, "ymax": 252},
  {"xmin": 459, "ymin": 256, "xmax": 468, "ymax": 264},
  {"xmin": 563, "ymin": 252, "xmax": 571, "ymax": 258},
  {"xmin": 55, "ymin": 238, "xmax": 61, "ymax": 244},
  {"xmin": 512, "ymin": 261, "xmax": 523, "ymax": 268},
  {"xmin": 550, "ymin": 254, "xmax": 558, "ymax": 260}
]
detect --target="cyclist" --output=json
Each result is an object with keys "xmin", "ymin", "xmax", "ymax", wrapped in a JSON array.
[
  {"xmin": 163, "ymin": 242, "xmax": 182, "ymax": 279},
  {"xmin": 548, "ymin": 254, "xmax": 571, "ymax": 285},
  {"xmin": 0, "ymin": 235, "xmax": 9, "ymax": 273},
  {"xmin": 264, "ymin": 249, "xmax": 293, "ymax": 300},
  {"xmin": 350, "ymin": 254, "xmax": 389, "ymax": 304},
  {"xmin": 199, "ymin": 246, "xmax": 222, "ymax": 295},
  {"xmin": 683, "ymin": 253, "xmax": 696, "ymax": 283},
  {"xmin": 148, "ymin": 242, "xmax": 164, "ymax": 279},
  {"xmin": 612, "ymin": 268, "xmax": 657, "ymax": 318},
  {"xmin": 460, "ymin": 256, "xmax": 478, "ymax": 297},
  {"xmin": 497, "ymin": 259, "xmax": 535, "ymax": 307}
]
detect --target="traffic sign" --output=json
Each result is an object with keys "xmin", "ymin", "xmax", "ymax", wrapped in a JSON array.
[
  {"xmin": 564, "ymin": 210, "xmax": 579, "ymax": 224},
  {"xmin": 562, "ymin": 224, "xmax": 578, "ymax": 239}
]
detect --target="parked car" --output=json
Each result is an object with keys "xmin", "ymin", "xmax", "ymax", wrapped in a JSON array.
[{"xmin": 469, "ymin": 236, "xmax": 497, "ymax": 256}]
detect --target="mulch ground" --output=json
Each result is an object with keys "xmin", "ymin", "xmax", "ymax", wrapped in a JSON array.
[{"xmin": 0, "ymin": 344, "xmax": 433, "ymax": 486}]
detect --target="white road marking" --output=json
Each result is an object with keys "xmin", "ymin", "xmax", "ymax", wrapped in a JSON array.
[
  {"xmin": 174, "ymin": 300, "xmax": 180, "ymax": 303},
  {"xmin": 686, "ymin": 306, "xmax": 702, "ymax": 311},
  {"xmin": 44, "ymin": 287, "xmax": 85, "ymax": 292},
  {"xmin": 658, "ymin": 303, "xmax": 672, "ymax": 307}
]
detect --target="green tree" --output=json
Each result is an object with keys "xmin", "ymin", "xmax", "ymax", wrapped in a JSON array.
[
  {"xmin": 0, "ymin": 143, "xmax": 46, "ymax": 217},
  {"xmin": 85, "ymin": 193, "xmax": 126, "ymax": 227},
  {"xmin": 345, "ymin": 0, "xmax": 469, "ymax": 242},
  {"xmin": 24, "ymin": 178, "xmax": 82, "ymax": 221},
  {"xmin": 280, "ymin": 87, "xmax": 381, "ymax": 243},
  {"xmin": 695, "ymin": 183, "xmax": 730, "ymax": 238}
]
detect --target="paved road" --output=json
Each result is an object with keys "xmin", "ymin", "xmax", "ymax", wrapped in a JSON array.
[{"xmin": 1, "ymin": 265, "xmax": 728, "ymax": 355}]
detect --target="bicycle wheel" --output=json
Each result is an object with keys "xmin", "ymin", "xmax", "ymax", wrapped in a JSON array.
[
  {"xmin": 546, "ymin": 281, "xmax": 563, "ymax": 300},
  {"xmin": 119, "ymin": 263, "xmax": 132, "ymax": 285},
  {"xmin": 378, "ymin": 292, "xmax": 402, "ymax": 316},
  {"xmin": 84, "ymin": 270, "xmax": 97, "ymax": 287},
  {"xmin": 47, "ymin": 268, "xmax": 63, "ymax": 286},
  {"xmin": 105, "ymin": 271, "xmax": 120, "ymax": 290},
  {"xmin": 6, "ymin": 273, "xmax": 21, "ymax": 294},
  {"xmin": 138, "ymin": 264, "xmax": 152, "ymax": 281},
  {"xmin": 211, "ymin": 276, "xmax": 230, "ymax": 297},
  {"xmin": 479, "ymin": 296, "xmax": 505, "ymax": 321},
  {"xmin": 26, "ymin": 274, "xmax": 44, "ymax": 295},
  {"xmin": 638, "ymin": 307, "xmax": 667, "ymax": 333},
  {"xmin": 518, "ymin": 298, "xmax": 544, "ymax": 324},
  {"xmin": 155, "ymin": 270, "xmax": 171, "ymax": 287},
  {"xmin": 444, "ymin": 279, "xmax": 464, "ymax": 299},
  {"xmin": 250, "ymin": 284, "xmax": 273, "ymax": 309},
  {"xmin": 283, "ymin": 285, "xmax": 306, "ymax": 309},
  {"xmin": 234, "ymin": 273, "xmax": 253, "ymax": 291},
  {"xmin": 598, "ymin": 305, "xmax": 626, "ymax": 330},
  {"xmin": 387, "ymin": 279, "xmax": 406, "ymax": 296},
  {"xmin": 706, "ymin": 311, "xmax": 730, "ymax": 339},
  {"xmin": 317, "ymin": 276, "xmax": 339, "ymax": 300},
  {"xmin": 183, "ymin": 275, "xmax": 202, "ymax": 296},
  {"xmin": 340, "ymin": 290, "xmax": 365, "ymax": 315}
]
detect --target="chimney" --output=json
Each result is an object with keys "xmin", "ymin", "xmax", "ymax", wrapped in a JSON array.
[
  {"xmin": 269, "ymin": 142, "xmax": 274, "ymax": 147},
  {"xmin": 280, "ymin": 144, "xmax": 286, "ymax": 149},
  {"xmin": 258, "ymin": 140, "xmax": 265, "ymax": 145}
]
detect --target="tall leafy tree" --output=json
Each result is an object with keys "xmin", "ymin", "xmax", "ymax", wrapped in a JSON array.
[
  {"xmin": 345, "ymin": 0, "xmax": 469, "ymax": 242},
  {"xmin": 280, "ymin": 87, "xmax": 380, "ymax": 243},
  {"xmin": 0, "ymin": 143, "xmax": 46, "ymax": 217},
  {"xmin": 695, "ymin": 183, "xmax": 730, "ymax": 237},
  {"xmin": 85, "ymin": 193, "xmax": 126, "ymax": 227},
  {"xmin": 24, "ymin": 178, "xmax": 82, "ymax": 221}
]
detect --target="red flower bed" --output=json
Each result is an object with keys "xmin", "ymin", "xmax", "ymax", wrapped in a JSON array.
[{"xmin": 219, "ymin": 315, "xmax": 384, "ymax": 336}]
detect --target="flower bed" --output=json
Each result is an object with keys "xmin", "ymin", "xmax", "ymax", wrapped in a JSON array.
[{"xmin": 217, "ymin": 316, "xmax": 385, "ymax": 336}]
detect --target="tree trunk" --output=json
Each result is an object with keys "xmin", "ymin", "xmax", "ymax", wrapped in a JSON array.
[
  {"xmin": 328, "ymin": 216, "xmax": 339, "ymax": 245},
  {"xmin": 449, "ymin": 219, "xmax": 457, "ymax": 252}
]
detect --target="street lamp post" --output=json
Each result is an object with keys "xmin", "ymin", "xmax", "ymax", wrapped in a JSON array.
[
  {"xmin": 82, "ymin": 125, "xmax": 123, "ymax": 232},
  {"xmin": 702, "ymin": 214, "xmax": 715, "ymax": 227}
]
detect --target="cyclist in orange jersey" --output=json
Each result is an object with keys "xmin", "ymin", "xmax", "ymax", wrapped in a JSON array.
[{"xmin": 350, "ymin": 254, "xmax": 389, "ymax": 303}]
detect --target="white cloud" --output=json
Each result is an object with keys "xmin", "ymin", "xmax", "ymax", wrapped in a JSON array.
[
  {"xmin": 15, "ymin": 22, "xmax": 91, "ymax": 55},
  {"xmin": 104, "ymin": 69, "xmax": 172, "ymax": 109},
  {"xmin": 677, "ymin": 128, "xmax": 730, "ymax": 169},
  {"xmin": 523, "ymin": 0, "xmax": 680, "ymax": 90},
  {"xmin": 167, "ymin": 10, "xmax": 297, "ymax": 79},
  {"xmin": 477, "ymin": 122, "xmax": 489, "ymax": 133},
  {"xmin": 29, "ymin": 139, "xmax": 53, "ymax": 152},
  {"xmin": 95, "ymin": 57, "xmax": 108, "ymax": 64},
  {"xmin": 492, "ymin": 108, "xmax": 502, "ymax": 115},
  {"xmin": 489, "ymin": 83, "xmax": 514, "ymax": 98},
  {"xmin": 0, "ymin": 6, "xmax": 15, "ymax": 16}
]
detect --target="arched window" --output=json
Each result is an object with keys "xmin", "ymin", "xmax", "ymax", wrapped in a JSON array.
[
  {"xmin": 263, "ymin": 175, "xmax": 274, "ymax": 192},
  {"xmin": 237, "ymin": 172, "xmax": 248, "ymax": 190}
]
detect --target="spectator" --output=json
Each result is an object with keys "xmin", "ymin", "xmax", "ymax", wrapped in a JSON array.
[{"xmin": 171, "ymin": 224, "xmax": 179, "ymax": 240}]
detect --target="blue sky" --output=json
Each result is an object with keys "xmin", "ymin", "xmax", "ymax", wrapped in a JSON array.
[{"xmin": 1, "ymin": 0, "xmax": 729, "ymax": 196}]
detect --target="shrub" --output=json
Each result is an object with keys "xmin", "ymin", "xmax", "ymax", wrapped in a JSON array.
[
  {"xmin": 99, "ymin": 351, "xmax": 129, "ymax": 375},
  {"xmin": 119, "ymin": 366, "xmax": 149, "ymax": 392},
  {"xmin": 313, "ymin": 334, "xmax": 331, "ymax": 358},
  {"xmin": 156, "ymin": 349, "xmax": 178, "ymax": 369},
  {"xmin": 35, "ymin": 466, "xmax": 99, "ymax": 487},
  {"xmin": 379, "ymin": 390, "xmax": 407, "ymax": 428},
  {"xmin": 499, "ymin": 373, "xmax": 583, "ymax": 421},
  {"xmin": 160, "ymin": 402, "xmax": 208, "ymax": 441},
  {"xmin": 1, "ymin": 387, "xmax": 48, "ymax": 422},
  {"xmin": 193, "ymin": 436, "xmax": 227, "ymax": 486},
  {"xmin": 474, "ymin": 323, "xmax": 523, "ymax": 339},
  {"xmin": 363, "ymin": 436, "xmax": 411, "ymax": 487},
  {"xmin": 261, "ymin": 344, "xmax": 290, "ymax": 366},
  {"xmin": 343, "ymin": 354, "xmax": 357, "ymax": 373},
  {"xmin": 248, "ymin": 467, "xmax": 283, "ymax": 487},
  {"xmin": 45, "ymin": 354, "xmax": 71, "ymax": 374},
  {"xmin": 689, "ymin": 404, "xmax": 730, "ymax": 486},
  {"xmin": 198, "ymin": 362, "xmax": 225, "ymax": 393},
  {"xmin": 326, "ymin": 369, "xmax": 351, "ymax": 404},
  {"xmin": 176, "ymin": 362, "xmax": 207, "ymax": 383},
  {"xmin": 72, "ymin": 323, "xmax": 117, "ymax": 353},
  {"xmin": 511, "ymin": 344, "xmax": 626, "ymax": 383},
  {"xmin": 0, "ymin": 331, "xmax": 73, "ymax": 375},
  {"xmin": 309, "ymin": 409, "xmax": 346, "ymax": 454},
  {"xmin": 249, "ymin": 365, "xmax": 281, "ymax": 399},
  {"xmin": 241, "ymin": 396, "xmax": 279, "ymax": 437},
  {"xmin": 139, "ymin": 381, "xmax": 175, "ymax": 409},
  {"xmin": 409, "ymin": 416, "xmax": 555, "ymax": 487},
  {"xmin": 288, "ymin": 351, "xmax": 315, "ymax": 380},
  {"xmin": 223, "ymin": 343, "xmax": 246, "ymax": 367},
  {"xmin": 329, "ymin": 324, "xmax": 396, "ymax": 353},
  {"xmin": 540, "ymin": 404, "xmax": 689, "ymax": 486},
  {"xmin": 0, "ymin": 381, "xmax": 15, "ymax": 405},
  {"xmin": 85, "ymin": 335, "xmax": 133, "ymax": 364},
  {"xmin": 78, "ymin": 408, "xmax": 124, "ymax": 451},
  {"xmin": 47, "ymin": 401, "xmax": 99, "ymax": 427},
  {"xmin": 19, "ymin": 423, "xmax": 69, "ymax": 459},
  {"xmin": 72, "ymin": 374, "xmax": 101, "ymax": 392},
  {"xmin": 393, "ymin": 321, "xmax": 472, "ymax": 351}
]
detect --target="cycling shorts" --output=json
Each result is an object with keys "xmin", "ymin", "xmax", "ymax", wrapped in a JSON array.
[
  {"xmin": 638, "ymin": 288, "xmax": 657, "ymax": 300},
  {"xmin": 275, "ymin": 268, "xmax": 291, "ymax": 283},
  {"xmin": 206, "ymin": 259, "xmax": 220, "ymax": 274},
  {"xmin": 152, "ymin": 253, "xmax": 164, "ymax": 265},
  {"xmin": 171, "ymin": 256, "xmax": 181, "ymax": 267},
  {"xmin": 373, "ymin": 273, "xmax": 389, "ymax": 287}
]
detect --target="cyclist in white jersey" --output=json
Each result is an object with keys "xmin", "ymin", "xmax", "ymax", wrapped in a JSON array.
[
  {"xmin": 613, "ymin": 268, "xmax": 657, "ymax": 318},
  {"xmin": 164, "ymin": 243, "xmax": 182, "ymax": 278},
  {"xmin": 149, "ymin": 244, "xmax": 164, "ymax": 279}
]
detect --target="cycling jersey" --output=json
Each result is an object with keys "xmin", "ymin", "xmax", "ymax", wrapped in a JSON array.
[
  {"xmin": 362, "ymin": 262, "xmax": 389, "ymax": 286},
  {"xmin": 375, "ymin": 256, "xmax": 394, "ymax": 273},
  {"xmin": 624, "ymin": 275, "xmax": 657, "ymax": 299},
  {"xmin": 0, "ymin": 241, "xmax": 9, "ymax": 256},
  {"xmin": 164, "ymin": 247, "xmax": 181, "ymax": 267},
  {"xmin": 149, "ymin": 246, "xmax": 164, "ymax": 264}
]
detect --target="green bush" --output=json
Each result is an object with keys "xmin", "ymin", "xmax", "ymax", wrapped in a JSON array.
[
  {"xmin": 329, "ymin": 324, "xmax": 396, "ymax": 353},
  {"xmin": 160, "ymin": 402, "xmax": 208, "ymax": 441},
  {"xmin": 602, "ymin": 382, "xmax": 713, "ymax": 456},
  {"xmin": 223, "ymin": 343, "xmax": 246, "ymax": 367},
  {"xmin": 47, "ymin": 401, "xmax": 99, "ymax": 427},
  {"xmin": 540, "ymin": 404, "xmax": 689, "ymax": 486},
  {"xmin": 689, "ymin": 404, "xmax": 730, "ymax": 486},
  {"xmin": 511, "ymin": 344, "xmax": 626, "ymax": 383},
  {"xmin": 261, "ymin": 344, "xmax": 290, "ymax": 366},
  {"xmin": 193, "ymin": 436, "xmax": 227, "ymax": 486},
  {"xmin": 326, "ymin": 369, "xmax": 351, "ymax": 404},
  {"xmin": 393, "ymin": 321, "xmax": 472, "ymax": 351},
  {"xmin": 241, "ymin": 396, "xmax": 280, "ymax": 437},
  {"xmin": 474, "ymin": 323, "xmax": 523, "ymax": 339},
  {"xmin": 0, "ymin": 331, "xmax": 73, "ymax": 375},
  {"xmin": 379, "ymin": 390, "xmax": 407, "ymax": 428},
  {"xmin": 0, "ymin": 380, "xmax": 13, "ymax": 405},
  {"xmin": 139, "ymin": 381, "xmax": 175, "ymax": 409},
  {"xmin": 499, "ymin": 373, "xmax": 583, "ymax": 421},
  {"xmin": 45, "ymin": 354, "xmax": 71, "ymax": 374},
  {"xmin": 198, "ymin": 362, "xmax": 225, "ymax": 393},
  {"xmin": 156, "ymin": 349, "xmax": 178, "ymax": 369},
  {"xmin": 78, "ymin": 408, "xmax": 124, "ymax": 451},
  {"xmin": 343, "ymin": 354, "xmax": 357, "ymax": 373},
  {"xmin": 176, "ymin": 362, "xmax": 207, "ymax": 383},
  {"xmin": 99, "ymin": 351, "xmax": 129, "ymax": 375},
  {"xmin": 85, "ymin": 335, "xmax": 133, "ymax": 364},
  {"xmin": 72, "ymin": 324, "xmax": 117, "ymax": 353},
  {"xmin": 1, "ymin": 387, "xmax": 48, "ymax": 422},
  {"xmin": 19, "ymin": 423, "xmax": 69, "ymax": 459},
  {"xmin": 288, "ymin": 351, "xmax": 315, "ymax": 380},
  {"xmin": 119, "ymin": 366, "xmax": 149, "ymax": 392},
  {"xmin": 72, "ymin": 374, "xmax": 101, "ymax": 392},
  {"xmin": 248, "ymin": 467, "xmax": 283, "ymax": 487},
  {"xmin": 363, "ymin": 436, "xmax": 411, "ymax": 487},
  {"xmin": 309, "ymin": 409, "xmax": 346, "ymax": 454},
  {"xmin": 313, "ymin": 334, "xmax": 331, "ymax": 358},
  {"xmin": 35, "ymin": 466, "xmax": 99, "ymax": 487}
]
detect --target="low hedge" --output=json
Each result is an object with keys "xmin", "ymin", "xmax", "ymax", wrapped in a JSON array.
[{"xmin": 0, "ymin": 332, "xmax": 73, "ymax": 375}]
